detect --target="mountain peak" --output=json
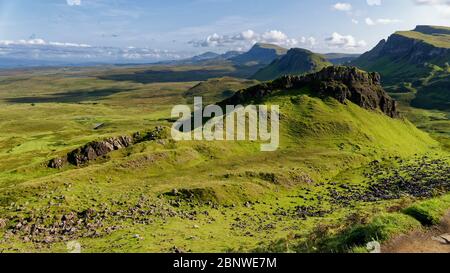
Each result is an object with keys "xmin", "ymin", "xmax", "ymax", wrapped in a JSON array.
[
  {"xmin": 230, "ymin": 43, "xmax": 287, "ymax": 66},
  {"xmin": 252, "ymin": 47, "xmax": 332, "ymax": 81}
]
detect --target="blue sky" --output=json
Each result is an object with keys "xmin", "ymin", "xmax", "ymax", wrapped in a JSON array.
[{"xmin": 0, "ymin": 0, "xmax": 449, "ymax": 62}]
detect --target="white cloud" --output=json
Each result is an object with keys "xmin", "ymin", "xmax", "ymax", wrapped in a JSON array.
[
  {"xmin": 413, "ymin": 0, "xmax": 450, "ymax": 17},
  {"xmin": 299, "ymin": 36, "xmax": 317, "ymax": 48},
  {"xmin": 0, "ymin": 38, "xmax": 188, "ymax": 62},
  {"xmin": 261, "ymin": 30, "xmax": 299, "ymax": 47},
  {"xmin": 367, "ymin": 0, "xmax": 382, "ymax": 6},
  {"xmin": 0, "ymin": 38, "xmax": 90, "ymax": 47},
  {"xmin": 414, "ymin": 0, "xmax": 449, "ymax": 5},
  {"xmin": 66, "ymin": 0, "xmax": 81, "ymax": 6},
  {"xmin": 325, "ymin": 32, "xmax": 367, "ymax": 49},
  {"xmin": 333, "ymin": 2, "xmax": 352, "ymax": 11},
  {"xmin": 189, "ymin": 29, "xmax": 302, "ymax": 49},
  {"xmin": 365, "ymin": 17, "xmax": 401, "ymax": 25},
  {"xmin": 365, "ymin": 18, "xmax": 375, "ymax": 25},
  {"xmin": 376, "ymin": 18, "xmax": 402, "ymax": 24},
  {"xmin": 352, "ymin": 19, "xmax": 359, "ymax": 24}
]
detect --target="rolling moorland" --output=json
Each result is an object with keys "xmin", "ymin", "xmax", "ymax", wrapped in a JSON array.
[{"xmin": 0, "ymin": 25, "xmax": 449, "ymax": 253}]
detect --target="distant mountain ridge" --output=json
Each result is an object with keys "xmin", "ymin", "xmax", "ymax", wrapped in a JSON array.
[
  {"xmin": 230, "ymin": 43, "xmax": 288, "ymax": 66},
  {"xmin": 323, "ymin": 53, "xmax": 360, "ymax": 65},
  {"xmin": 252, "ymin": 48, "xmax": 332, "ymax": 81},
  {"xmin": 352, "ymin": 25, "xmax": 450, "ymax": 110}
]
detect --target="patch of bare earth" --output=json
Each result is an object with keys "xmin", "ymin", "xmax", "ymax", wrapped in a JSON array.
[{"xmin": 382, "ymin": 211, "xmax": 450, "ymax": 253}]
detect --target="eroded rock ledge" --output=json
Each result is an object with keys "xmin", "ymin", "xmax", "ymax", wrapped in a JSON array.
[
  {"xmin": 221, "ymin": 66, "xmax": 399, "ymax": 118},
  {"xmin": 48, "ymin": 126, "xmax": 168, "ymax": 168}
]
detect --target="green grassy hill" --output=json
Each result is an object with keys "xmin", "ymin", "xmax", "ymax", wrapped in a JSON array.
[
  {"xmin": 252, "ymin": 48, "xmax": 332, "ymax": 81},
  {"xmin": 184, "ymin": 77, "xmax": 259, "ymax": 104},
  {"xmin": 352, "ymin": 25, "xmax": 450, "ymax": 111},
  {"xmin": 1, "ymin": 66, "xmax": 445, "ymax": 253}
]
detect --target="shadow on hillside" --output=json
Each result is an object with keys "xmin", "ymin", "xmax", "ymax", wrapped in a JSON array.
[
  {"xmin": 4, "ymin": 87, "xmax": 133, "ymax": 103},
  {"xmin": 98, "ymin": 69, "xmax": 235, "ymax": 84}
]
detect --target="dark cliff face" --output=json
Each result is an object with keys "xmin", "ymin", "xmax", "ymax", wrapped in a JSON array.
[
  {"xmin": 221, "ymin": 66, "xmax": 399, "ymax": 118},
  {"xmin": 353, "ymin": 26, "xmax": 450, "ymax": 71},
  {"xmin": 355, "ymin": 33, "xmax": 449, "ymax": 68},
  {"xmin": 382, "ymin": 34, "xmax": 449, "ymax": 64},
  {"xmin": 351, "ymin": 26, "xmax": 450, "ymax": 111},
  {"xmin": 48, "ymin": 127, "xmax": 168, "ymax": 168}
]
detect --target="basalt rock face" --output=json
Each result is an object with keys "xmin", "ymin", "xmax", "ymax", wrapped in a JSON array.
[
  {"xmin": 67, "ymin": 136, "xmax": 133, "ymax": 166},
  {"xmin": 48, "ymin": 126, "xmax": 168, "ymax": 168},
  {"xmin": 355, "ymin": 33, "xmax": 450, "ymax": 69},
  {"xmin": 221, "ymin": 66, "xmax": 399, "ymax": 118}
]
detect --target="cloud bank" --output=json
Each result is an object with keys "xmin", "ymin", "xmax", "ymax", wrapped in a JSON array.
[
  {"xmin": 66, "ymin": 0, "xmax": 81, "ymax": 6},
  {"xmin": 325, "ymin": 32, "xmax": 367, "ymax": 49},
  {"xmin": 0, "ymin": 38, "xmax": 189, "ymax": 63},
  {"xmin": 189, "ymin": 29, "xmax": 316, "ymax": 50}
]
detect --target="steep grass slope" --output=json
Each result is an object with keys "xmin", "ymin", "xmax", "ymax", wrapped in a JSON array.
[{"xmin": 0, "ymin": 66, "xmax": 444, "ymax": 253}]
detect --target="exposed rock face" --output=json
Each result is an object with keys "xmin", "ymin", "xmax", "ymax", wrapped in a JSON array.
[
  {"xmin": 221, "ymin": 66, "xmax": 399, "ymax": 118},
  {"xmin": 374, "ymin": 33, "xmax": 449, "ymax": 65},
  {"xmin": 301, "ymin": 66, "xmax": 399, "ymax": 118},
  {"xmin": 67, "ymin": 136, "xmax": 133, "ymax": 166},
  {"xmin": 47, "ymin": 157, "xmax": 67, "ymax": 169},
  {"xmin": 48, "ymin": 126, "xmax": 169, "ymax": 168}
]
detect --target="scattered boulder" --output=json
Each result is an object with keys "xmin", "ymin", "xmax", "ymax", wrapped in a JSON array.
[
  {"xmin": 0, "ymin": 218, "xmax": 7, "ymax": 229},
  {"xmin": 93, "ymin": 123, "xmax": 105, "ymax": 130},
  {"xmin": 439, "ymin": 234, "xmax": 450, "ymax": 244},
  {"xmin": 47, "ymin": 157, "xmax": 67, "ymax": 169},
  {"xmin": 171, "ymin": 246, "xmax": 186, "ymax": 253}
]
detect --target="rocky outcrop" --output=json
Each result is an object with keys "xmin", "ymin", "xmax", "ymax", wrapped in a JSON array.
[
  {"xmin": 48, "ymin": 126, "xmax": 168, "ymax": 168},
  {"xmin": 221, "ymin": 66, "xmax": 399, "ymax": 118},
  {"xmin": 47, "ymin": 157, "xmax": 67, "ymax": 169},
  {"xmin": 67, "ymin": 136, "xmax": 133, "ymax": 166}
]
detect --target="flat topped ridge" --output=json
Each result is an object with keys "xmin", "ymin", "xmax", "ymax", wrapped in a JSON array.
[
  {"xmin": 286, "ymin": 48, "xmax": 315, "ymax": 55},
  {"xmin": 250, "ymin": 43, "xmax": 288, "ymax": 54},
  {"xmin": 414, "ymin": 25, "xmax": 450, "ymax": 35}
]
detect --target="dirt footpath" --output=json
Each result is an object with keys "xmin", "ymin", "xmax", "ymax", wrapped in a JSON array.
[{"xmin": 382, "ymin": 212, "xmax": 450, "ymax": 253}]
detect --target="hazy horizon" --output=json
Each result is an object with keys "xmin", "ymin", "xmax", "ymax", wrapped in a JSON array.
[{"xmin": 0, "ymin": 0, "xmax": 449, "ymax": 64}]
